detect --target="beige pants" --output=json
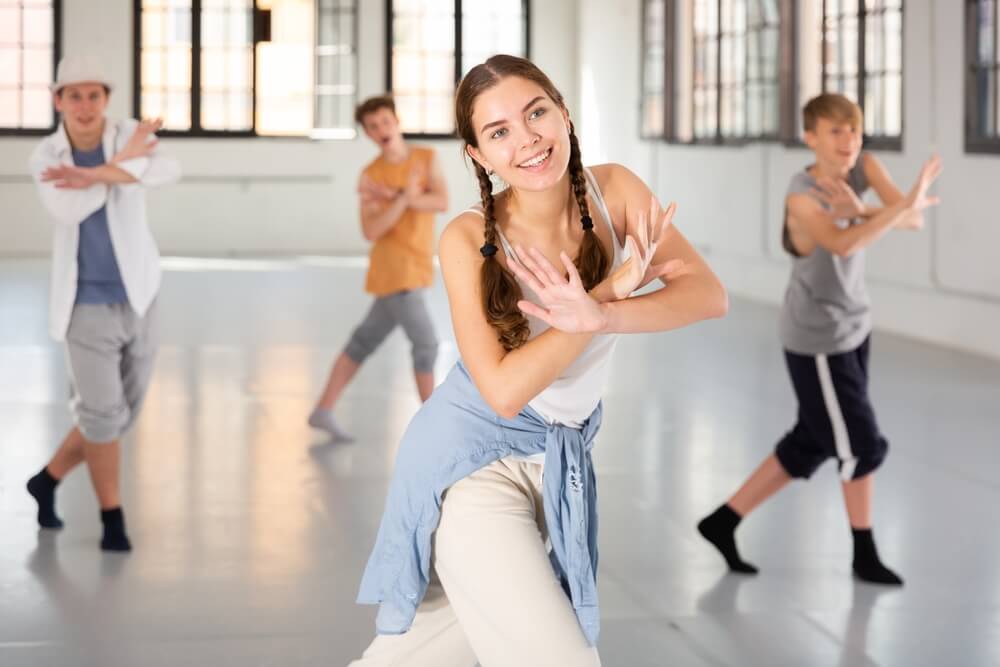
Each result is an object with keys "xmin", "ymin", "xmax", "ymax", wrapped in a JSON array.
[{"xmin": 350, "ymin": 458, "xmax": 601, "ymax": 667}]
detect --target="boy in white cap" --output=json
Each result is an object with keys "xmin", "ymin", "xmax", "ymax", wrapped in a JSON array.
[{"xmin": 25, "ymin": 55, "xmax": 181, "ymax": 551}]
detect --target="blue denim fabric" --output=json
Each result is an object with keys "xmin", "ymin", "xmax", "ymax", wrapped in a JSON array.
[{"xmin": 357, "ymin": 360, "xmax": 603, "ymax": 645}]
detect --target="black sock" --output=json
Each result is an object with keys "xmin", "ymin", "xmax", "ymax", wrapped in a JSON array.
[
  {"xmin": 852, "ymin": 528, "xmax": 902, "ymax": 586},
  {"xmin": 100, "ymin": 507, "xmax": 132, "ymax": 552},
  {"xmin": 26, "ymin": 467, "xmax": 64, "ymax": 529},
  {"xmin": 697, "ymin": 504, "xmax": 759, "ymax": 574}
]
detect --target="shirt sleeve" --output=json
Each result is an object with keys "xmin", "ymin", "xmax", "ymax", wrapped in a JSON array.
[
  {"xmin": 28, "ymin": 139, "xmax": 108, "ymax": 227},
  {"xmin": 113, "ymin": 120, "xmax": 182, "ymax": 188}
]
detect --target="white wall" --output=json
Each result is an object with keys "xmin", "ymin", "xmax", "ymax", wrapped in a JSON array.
[
  {"xmin": 0, "ymin": 0, "xmax": 579, "ymax": 256},
  {"xmin": 6, "ymin": 0, "xmax": 999, "ymax": 360},
  {"xmin": 578, "ymin": 0, "xmax": 1000, "ymax": 360}
]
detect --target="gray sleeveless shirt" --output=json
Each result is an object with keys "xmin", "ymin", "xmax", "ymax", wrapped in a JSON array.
[{"xmin": 779, "ymin": 157, "xmax": 872, "ymax": 355}]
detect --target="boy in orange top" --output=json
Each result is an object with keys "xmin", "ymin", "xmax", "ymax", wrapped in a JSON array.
[{"xmin": 309, "ymin": 96, "xmax": 449, "ymax": 440}]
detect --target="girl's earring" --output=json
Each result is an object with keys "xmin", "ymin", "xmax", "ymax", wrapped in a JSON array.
[{"xmin": 488, "ymin": 168, "xmax": 505, "ymax": 193}]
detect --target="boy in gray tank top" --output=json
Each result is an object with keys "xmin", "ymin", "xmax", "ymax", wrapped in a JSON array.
[
  {"xmin": 779, "ymin": 157, "xmax": 872, "ymax": 355},
  {"xmin": 697, "ymin": 93, "xmax": 942, "ymax": 586}
]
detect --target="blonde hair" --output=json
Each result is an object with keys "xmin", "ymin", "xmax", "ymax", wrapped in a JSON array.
[{"xmin": 803, "ymin": 93, "xmax": 863, "ymax": 133}]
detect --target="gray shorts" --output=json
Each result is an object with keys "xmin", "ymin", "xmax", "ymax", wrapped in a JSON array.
[
  {"xmin": 65, "ymin": 300, "xmax": 159, "ymax": 443},
  {"xmin": 344, "ymin": 290, "xmax": 438, "ymax": 373}
]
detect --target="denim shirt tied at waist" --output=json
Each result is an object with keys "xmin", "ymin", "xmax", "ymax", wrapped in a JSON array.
[{"xmin": 356, "ymin": 360, "xmax": 603, "ymax": 645}]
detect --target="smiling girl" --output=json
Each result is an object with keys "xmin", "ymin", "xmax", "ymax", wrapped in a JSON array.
[{"xmin": 351, "ymin": 55, "xmax": 727, "ymax": 666}]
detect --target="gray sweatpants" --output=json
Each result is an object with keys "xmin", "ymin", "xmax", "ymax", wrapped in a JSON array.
[
  {"xmin": 344, "ymin": 290, "xmax": 438, "ymax": 374},
  {"xmin": 65, "ymin": 300, "xmax": 159, "ymax": 443}
]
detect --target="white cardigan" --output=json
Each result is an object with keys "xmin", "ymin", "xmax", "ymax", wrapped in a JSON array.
[{"xmin": 28, "ymin": 119, "xmax": 181, "ymax": 341}]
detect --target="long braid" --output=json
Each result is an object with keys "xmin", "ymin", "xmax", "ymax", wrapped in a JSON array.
[
  {"xmin": 475, "ymin": 164, "xmax": 530, "ymax": 351},
  {"xmin": 568, "ymin": 123, "xmax": 610, "ymax": 289}
]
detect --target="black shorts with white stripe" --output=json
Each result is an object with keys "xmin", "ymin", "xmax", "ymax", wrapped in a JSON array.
[{"xmin": 774, "ymin": 336, "xmax": 889, "ymax": 481}]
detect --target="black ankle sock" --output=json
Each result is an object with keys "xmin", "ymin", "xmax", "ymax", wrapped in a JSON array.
[
  {"xmin": 852, "ymin": 528, "xmax": 903, "ymax": 586},
  {"xmin": 100, "ymin": 507, "xmax": 132, "ymax": 552},
  {"xmin": 26, "ymin": 467, "xmax": 63, "ymax": 529},
  {"xmin": 697, "ymin": 504, "xmax": 759, "ymax": 575}
]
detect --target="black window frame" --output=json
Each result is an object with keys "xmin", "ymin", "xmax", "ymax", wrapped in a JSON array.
[
  {"xmin": 133, "ymin": 0, "xmax": 259, "ymax": 138},
  {"xmin": 820, "ymin": 0, "xmax": 904, "ymax": 152},
  {"xmin": 313, "ymin": 0, "xmax": 361, "ymax": 140},
  {"xmin": 744, "ymin": 0, "xmax": 786, "ymax": 141},
  {"xmin": 385, "ymin": 0, "xmax": 531, "ymax": 140},
  {"xmin": 965, "ymin": 0, "xmax": 1000, "ymax": 154},
  {"xmin": 134, "ymin": 0, "xmax": 357, "ymax": 139},
  {"xmin": 640, "ymin": 0, "xmax": 673, "ymax": 140},
  {"xmin": 655, "ymin": 0, "xmax": 796, "ymax": 147},
  {"xmin": 0, "ymin": 0, "xmax": 62, "ymax": 137}
]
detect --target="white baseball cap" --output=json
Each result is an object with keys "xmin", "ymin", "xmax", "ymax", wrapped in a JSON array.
[{"xmin": 51, "ymin": 55, "xmax": 115, "ymax": 94}]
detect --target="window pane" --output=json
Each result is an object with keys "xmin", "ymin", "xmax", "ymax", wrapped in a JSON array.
[
  {"xmin": 22, "ymin": 46, "xmax": 49, "ymax": 84},
  {"xmin": 720, "ymin": 0, "xmax": 747, "ymax": 138},
  {"xmin": 0, "ymin": 48, "xmax": 19, "ymax": 84},
  {"xmin": 0, "ymin": 1, "xmax": 57, "ymax": 130},
  {"xmin": 390, "ymin": 0, "xmax": 527, "ymax": 134},
  {"xmin": 22, "ymin": 87, "xmax": 52, "ymax": 127},
  {"xmin": 256, "ymin": 0, "xmax": 313, "ymax": 136},
  {"xmin": 391, "ymin": 0, "xmax": 456, "ymax": 134},
  {"xmin": 0, "ymin": 90, "xmax": 19, "ymax": 126},
  {"xmin": 166, "ymin": 90, "xmax": 191, "ymax": 130},
  {"xmin": 971, "ymin": 2, "xmax": 998, "ymax": 140},
  {"xmin": 199, "ymin": 0, "xmax": 252, "ymax": 131},
  {"xmin": 140, "ymin": 1, "xmax": 193, "ymax": 130},
  {"xmin": 0, "ymin": 8, "xmax": 20, "ymax": 44},
  {"xmin": 641, "ymin": 0, "xmax": 666, "ymax": 137},
  {"xmin": 861, "ymin": 3, "xmax": 902, "ymax": 139},
  {"xmin": 314, "ymin": 0, "xmax": 356, "ymax": 135},
  {"xmin": 23, "ymin": 6, "xmax": 53, "ymax": 45},
  {"xmin": 693, "ymin": 0, "xmax": 719, "ymax": 139}
]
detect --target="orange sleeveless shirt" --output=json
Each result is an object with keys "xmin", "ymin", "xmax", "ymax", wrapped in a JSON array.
[{"xmin": 363, "ymin": 147, "xmax": 436, "ymax": 297}]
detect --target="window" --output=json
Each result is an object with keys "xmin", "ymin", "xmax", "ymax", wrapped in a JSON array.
[
  {"xmin": 387, "ymin": 0, "xmax": 529, "ymax": 136},
  {"xmin": 0, "ymin": 0, "xmax": 60, "ymax": 134},
  {"xmin": 691, "ymin": 0, "xmax": 720, "ymax": 140},
  {"xmin": 640, "ymin": 0, "xmax": 668, "ymax": 138},
  {"xmin": 804, "ymin": 0, "xmax": 903, "ymax": 147},
  {"xmin": 314, "ymin": 0, "xmax": 358, "ymax": 139},
  {"xmin": 134, "ymin": 0, "xmax": 357, "ymax": 137},
  {"xmin": 967, "ymin": 0, "xmax": 1000, "ymax": 153},
  {"xmin": 669, "ymin": 0, "xmax": 789, "ymax": 143},
  {"xmin": 746, "ymin": 0, "xmax": 780, "ymax": 137}
]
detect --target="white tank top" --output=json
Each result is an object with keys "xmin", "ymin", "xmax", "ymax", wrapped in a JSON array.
[{"xmin": 465, "ymin": 167, "xmax": 625, "ymax": 430}]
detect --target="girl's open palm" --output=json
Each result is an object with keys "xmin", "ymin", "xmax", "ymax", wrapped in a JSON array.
[
  {"xmin": 507, "ymin": 247, "xmax": 607, "ymax": 334},
  {"xmin": 606, "ymin": 197, "xmax": 680, "ymax": 299}
]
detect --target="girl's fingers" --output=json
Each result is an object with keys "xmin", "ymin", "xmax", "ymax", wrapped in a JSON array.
[
  {"xmin": 508, "ymin": 248, "xmax": 548, "ymax": 294},
  {"xmin": 527, "ymin": 246, "xmax": 567, "ymax": 286},
  {"xmin": 624, "ymin": 235, "xmax": 641, "ymax": 265},
  {"xmin": 559, "ymin": 251, "xmax": 584, "ymax": 290},
  {"xmin": 517, "ymin": 300, "xmax": 553, "ymax": 326},
  {"xmin": 634, "ymin": 210, "xmax": 647, "ymax": 255},
  {"xmin": 656, "ymin": 201, "xmax": 676, "ymax": 242},
  {"xmin": 810, "ymin": 187, "xmax": 831, "ymax": 203},
  {"xmin": 639, "ymin": 197, "xmax": 653, "ymax": 249}
]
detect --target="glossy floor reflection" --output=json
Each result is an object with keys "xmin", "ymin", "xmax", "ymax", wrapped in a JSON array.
[{"xmin": 1, "ymin": 258, "xmax": 998, "ymax": 666}]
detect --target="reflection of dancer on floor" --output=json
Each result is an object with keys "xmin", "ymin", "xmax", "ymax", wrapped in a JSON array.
[
  {"xmin": 308, "ymin": 96, "xmax": 448, "ymax": 441},
  {"xmin": 697, "ymin": 93, "xmax": 942, "ymax": 586},
  {"xmin": 25, "ymin": 55, "xmax": 181, "ymax": 552},
  {"xmin": 349, "ymin": 55, "xmax": 727, "ymax": 666}
]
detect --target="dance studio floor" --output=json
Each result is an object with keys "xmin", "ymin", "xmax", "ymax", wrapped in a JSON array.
[{"xmin": 1, "ymin": 257, "xmax": 998, "ymax": 666}]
